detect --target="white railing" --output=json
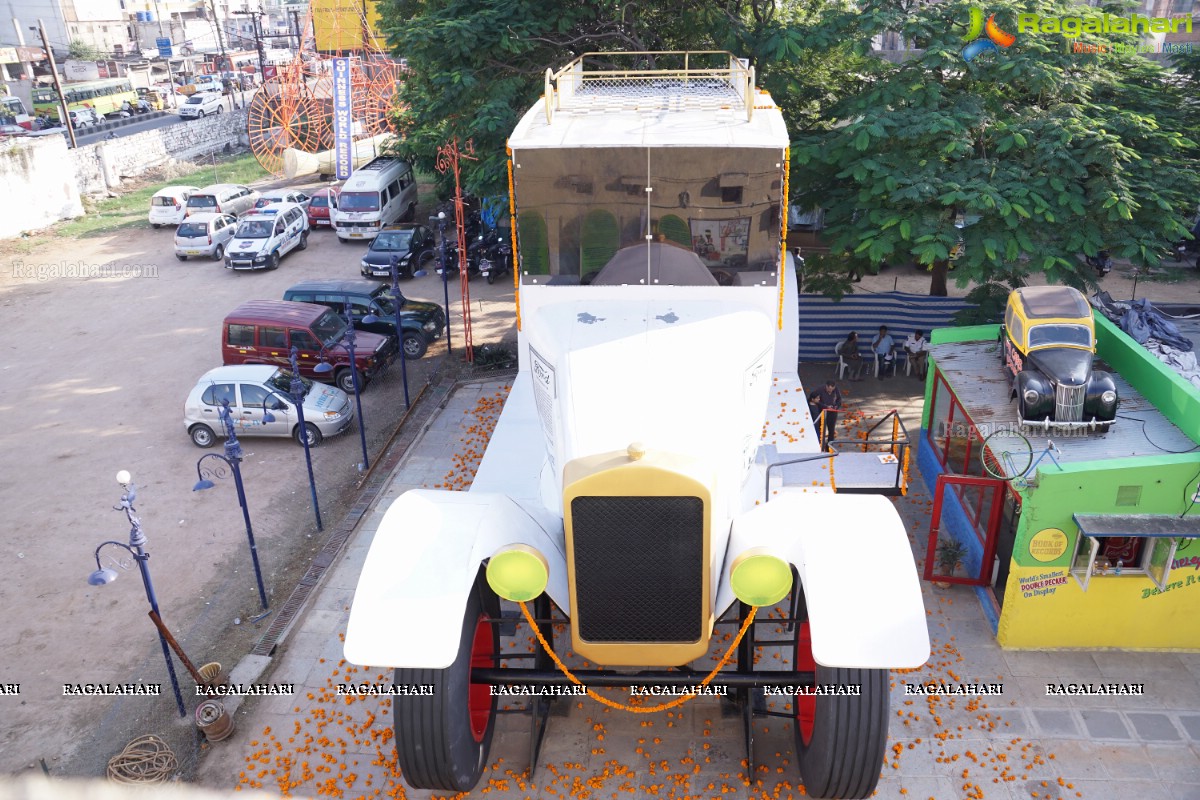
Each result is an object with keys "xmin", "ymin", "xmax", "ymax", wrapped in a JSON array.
[{"xmin": 543, "ymin": 51, "xmax": 755, "ymax": 124}]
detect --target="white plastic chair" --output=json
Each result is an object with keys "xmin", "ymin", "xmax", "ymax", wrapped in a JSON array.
[
  {"xmin": 835, "ymin": 343, "xmax": 847, "ymax": 380},
  {"xmin": 873, "ymin": 350, "xmax": 898, "ymax": 378}
]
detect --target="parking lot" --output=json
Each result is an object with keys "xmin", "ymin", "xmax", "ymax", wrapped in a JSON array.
[{"xmin": 0, "ymin": 195, "xmax": 517, "ymax": 776}]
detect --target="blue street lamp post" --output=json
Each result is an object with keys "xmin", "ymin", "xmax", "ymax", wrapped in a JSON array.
[
  {"xmin": 433, "ymin": 211, "xmax": 453, "ymax": 354},
  {"xmin": 87, "ymin": 471, "xmax": 187, "ymax": 718},
  {"xmin": 288, "ymin": 346, "xmax": 323, "ymax": 530},
  {"xmin": 192, "ymin": 399, "xmax": 269, "ymax": 611},
  {"xmin": 317, "ymin": 305, "xmax": 369, "ymax": 471},
  {"xmin": 386, "ymin": 254, "xmax": 412, "ymax": 408}
]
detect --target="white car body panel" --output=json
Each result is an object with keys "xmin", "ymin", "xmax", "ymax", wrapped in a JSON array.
[
  {"xmin": 717, "ymin": 493, "xmax": 931, "ymax": 669},
  {"xmin": 149, "ymin": 185, "xmax": 200, "ymax": 226},
  {"xmin": 343, "ymin": 491, "xmax": 568, "ymax": 669}
]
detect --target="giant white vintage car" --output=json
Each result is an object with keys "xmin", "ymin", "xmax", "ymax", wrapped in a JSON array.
[{"xmin": 344, "ymin": 52, "xmax": 931, "ymax": 799}]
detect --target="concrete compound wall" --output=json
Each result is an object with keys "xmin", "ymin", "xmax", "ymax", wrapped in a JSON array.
[
  {"xmin": 0, "ymin": 110, "xmax": 251, "ymax": 238},
  {"xmin": 69, "ymin": 110, "xmax": 251, "ymax": 197},
  {"xmin": 0, "ymin": 135, "xmax": 84, "ymax": 240}
]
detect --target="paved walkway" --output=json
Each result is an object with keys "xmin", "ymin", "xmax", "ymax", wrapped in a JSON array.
[{"xmin": 194, "ymin": 371, "xmax": 1200, "ymax": 800}]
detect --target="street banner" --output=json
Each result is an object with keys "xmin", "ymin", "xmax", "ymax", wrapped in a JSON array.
[{"xmin": 332, "ymin": 57, "xmax": 352, "ymax": 180}]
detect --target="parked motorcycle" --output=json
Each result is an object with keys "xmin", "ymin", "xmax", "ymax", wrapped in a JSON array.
[
  {"xmin": 1085, "ymin": 250, "xmax": 1113, "ymax": 277},
  {"xmin": 473, "ymin": 230, "xmax": 513, "ymax": 284}
]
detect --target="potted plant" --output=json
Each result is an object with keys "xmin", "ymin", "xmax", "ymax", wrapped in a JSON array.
[{"xmin": 933, "ymin": 538, "xmax": 968, "ymax": 588}]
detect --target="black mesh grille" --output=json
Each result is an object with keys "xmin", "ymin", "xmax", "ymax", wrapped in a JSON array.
[{"xmin": 571, "ymin": 496, "xmax": 704, "ymax": 642}]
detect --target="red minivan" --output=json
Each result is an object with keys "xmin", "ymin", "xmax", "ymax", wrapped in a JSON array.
[
  {"xmin": 307, "ymin": 186, "xmax": 341, "ymax": 229},
  {"xmin": 222, "ymin": 300, "xmax": 397, "ymax": 393}
]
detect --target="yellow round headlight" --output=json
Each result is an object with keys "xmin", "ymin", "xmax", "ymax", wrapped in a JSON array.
[
  {"xmin": 730, "ymin": 550, "xmax": 793, "ymax": 607},
  {"xmin": 486, "ymin": 544, "xmax": 549, "ymax": 602}
]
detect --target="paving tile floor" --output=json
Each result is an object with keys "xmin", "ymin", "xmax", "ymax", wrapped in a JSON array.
[{"xmin": 193, "ymin": 373, "xmax": 1200, "ymax": 800}]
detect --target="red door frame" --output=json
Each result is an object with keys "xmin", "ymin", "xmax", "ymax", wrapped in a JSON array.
[{"xmin": 923, "ymin": 473, "xmax": 1008, "ymax": 586}]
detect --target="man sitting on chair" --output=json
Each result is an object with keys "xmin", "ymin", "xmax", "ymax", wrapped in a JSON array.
[
  {"xmin": 904, "ymin": 329, "xmax": 928, "ymax": 379},
  {"xmin": 871, "ymin": 325, "xmax": 896, "ymax": 378}
]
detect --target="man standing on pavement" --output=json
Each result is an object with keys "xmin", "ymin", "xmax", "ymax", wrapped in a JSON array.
[
  {"xmin": 871, "ymin": 325, "xmax": 896, "ymax": 378},
  {"xmin": 904, "ymin": 329, "xmax": 928, "ymax": 379},
  {"xmin": 811, "ymin": 379, "xmax": 843, "ymax": 449}
]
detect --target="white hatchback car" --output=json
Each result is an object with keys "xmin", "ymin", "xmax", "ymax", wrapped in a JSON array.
[
  {"xmin": 179, "ymin": 92, "xmax": 224, "ymax": 119},
  {"xmin": 185, "ymin": 365, "xmax": 354, "ymax": 447},
  {"xmin": 149, "ymin": 185, "xmax": 200, "ymax": 227},
  {"xmin": 255, "ymin": 189, "xmax": 311, "ymax": 211},
  {"xmin": 174, "ymin": 212, "xmax": 237, "ymax": 261}
]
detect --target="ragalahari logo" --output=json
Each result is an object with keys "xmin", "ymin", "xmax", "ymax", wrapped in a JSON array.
[{"xmin": 962, "ymin": 7, "xmax": 1016, "ymax": 61}]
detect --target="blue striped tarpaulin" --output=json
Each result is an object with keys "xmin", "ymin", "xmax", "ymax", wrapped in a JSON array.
[{"xmin": 797, "ymin": 291, "xmax": 974, "ymax": 362}]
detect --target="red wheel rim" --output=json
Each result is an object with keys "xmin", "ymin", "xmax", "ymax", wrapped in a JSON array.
[
  {"xmin": 468, "ymin": 613, "xmax": 494, "ymax": 743},
  {"xmin": 795, "ymin": 621, "xmax": 816, "ymax": 745}
]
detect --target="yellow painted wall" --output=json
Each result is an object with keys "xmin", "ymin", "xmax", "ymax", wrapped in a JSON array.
[{"xmin": 997, "ymin": 563, "xmax": 1200, "ymax": 649}]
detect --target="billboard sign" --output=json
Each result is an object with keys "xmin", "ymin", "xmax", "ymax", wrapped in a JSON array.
[{"xmin": 332, "ymin": 57, "xmax": 352, "ymax": 180}]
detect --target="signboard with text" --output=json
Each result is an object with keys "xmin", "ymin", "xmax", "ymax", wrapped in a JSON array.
[{"xmin": 332, "ymin": 57, "xmax": 352, "ymax": 181}]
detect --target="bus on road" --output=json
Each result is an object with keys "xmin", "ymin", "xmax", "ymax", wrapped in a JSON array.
[{"xmin": 32, "ymin": 78, "xmax": 138, "ymax": 121}]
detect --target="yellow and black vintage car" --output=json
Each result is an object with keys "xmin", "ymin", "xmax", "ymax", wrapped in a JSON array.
[{"xmin": 1001, "ymin": 286, "xmax": 1117, "ymax": 430}]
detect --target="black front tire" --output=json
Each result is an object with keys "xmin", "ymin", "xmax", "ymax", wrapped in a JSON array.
[
  {"xmin": 189, "ymin": 424, "xmax": 216, "ymax": 448},
  {"xmin": 298, "ymin": 231, "xmax": 309, "ymax": 250},
  {"xmin": 393, "ymin": 576, "xmax": 497, "ymax": 790},
  {"xmin": 267, "ymin": 252, "xmax": 280, "ymax": 270},
  {"xmin": 486, "ymin": 273, "xmax": 495, "ymax": 284},
  {"xmin": 792, "ymin": 619, "xmax": 889, "ymax": 799},
  {"xmin": 212, "ymin": 244, "xmax": 225, "ymax": 261},
  {"xmin": 335, "ymin": 368, "xmax": 356, "ymax": 394},
  {"xmin": 402, "ymin": 332, "xmax": 427, "ymax": 360},
  {"xmin": 198, "ymin": 110, "xmax": 205, "ymax": 118},
  {"xmin": 294, "ymin": 422, "xmax": 322, "ymax": 447}
]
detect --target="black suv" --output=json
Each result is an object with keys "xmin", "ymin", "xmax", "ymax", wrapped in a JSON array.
[
  {"xmin": 360, "ymin": 224, "xmax": 437, "ymax": 279},
  {"xmin": 283, "ymin": 280, "xmax": 446, "ymax": 359}
]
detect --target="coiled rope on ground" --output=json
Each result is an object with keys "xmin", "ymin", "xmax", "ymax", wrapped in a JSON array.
[{"xmin": 106, "ymin": 734, "xmax": 178, "ymax": 784}]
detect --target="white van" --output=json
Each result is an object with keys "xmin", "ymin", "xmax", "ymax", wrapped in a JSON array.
[
  {"xmin": 186, "ymin": 184, "xmax": 261, "ymax": 218},
  {"xmin": 224, "ymin": 202, "xmax": 309, "ymax": 270},
  {"xmin": 149, "ymin": 185, "xmax": 200, "ymax": 227},
  {"xmin": 334, "ymin": 157, "xmax": 418, "ymax": 242}
]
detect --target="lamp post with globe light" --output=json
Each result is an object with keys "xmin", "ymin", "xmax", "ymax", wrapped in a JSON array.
[
  {"xmin": 316, "ymin": 305, "xmax": 369, "ymax": 471},
  {"xmin": 86, "ymin": 470, "xmax": 187, "ymax": 718},
  {"xmin": 288, "ymin": 346, "xmax": 323, "ymax": 530},
  {"xmin": 192, "ymin": 399, "xmax": 269, "ymax": 612},
  {"xmin": 432, "ymin": 210, "xmax": 453, "ymax": 354},
  {"xmin": 373, "ymin": 258, "xmax": 411, "ymax": 407}
]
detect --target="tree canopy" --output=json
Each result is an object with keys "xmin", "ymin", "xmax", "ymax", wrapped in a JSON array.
[
  {"xmin": 377, "ymin": 0, "xmax": 861, "ymax": 198},
  {"xmin": 792, "ymin": 0, "xmax": 1200, "ymax": 295}
]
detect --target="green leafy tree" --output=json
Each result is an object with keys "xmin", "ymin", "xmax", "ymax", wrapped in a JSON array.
[
  {"xmin": 792, "ymin": 0, "xmax": 1200, "ymax": 296},
  {"xmin": 67, "ymin": 39, "xmax": 104, "ymax": 61},
  {"xmin": 377, "ymin": 0, "xmax": 861, "ymax": 198}
]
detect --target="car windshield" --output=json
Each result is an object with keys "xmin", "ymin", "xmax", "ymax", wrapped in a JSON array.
[
  {"xmin": 1028, "ymin": 324, "xmax": 1092, "ymax": 350},
  {"xmin": 310, "ymin": 195, "xmax": 328, "ymax": 208},
  {"xmin": 267, "ymin": 368, "xmax": 312, "ymax": 397},
  {"xmin": 235, "ymin": 219, "xmax": 273, "ymax": 239},
  {"xmin": 187, "ymin": 195, "xmax": 216, "ymax": 208},
  {"xmin": 371, "ymin": 294, "xmax": 397, "ymax": 316},
  {"xmin": 312, "ymin": 310, "xmax": 348, "ymax": 348},
  {"xmin": 186, "ymin": 96, "xmax": 205, "ymax": 105},
  {"xmin": 177, "ymin": 222, "xmax": 208, "ymax": 237},
  {"xmin": 371, "ymin": 231, "xmax": 413, "ymax": 251},
  {"xmin": 339, "ymin": 192, "xmax": 379, "ymax": 212}
]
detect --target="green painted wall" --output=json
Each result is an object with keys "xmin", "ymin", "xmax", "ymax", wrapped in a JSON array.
[
  {"xmin": 998, "ymin": 455, "xmax": 1200, "ymax": 649},
  {"xmin": 1094, "ymin": 315, "xmax": 1200, "ymax": 444}
]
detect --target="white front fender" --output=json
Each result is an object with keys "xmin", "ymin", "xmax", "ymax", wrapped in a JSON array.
[
  {"xmin": 717, "ymin": 493, "xmax": 930, "ymax": 669},
  {"xmin": 344, "ymin": 490, "xmax": 567, "ymax": 669}
]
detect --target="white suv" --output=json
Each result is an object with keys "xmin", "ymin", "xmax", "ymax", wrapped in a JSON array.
[{"xmin": 179, "ymin": 93, "xmax": 224, "ymax": 119}]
